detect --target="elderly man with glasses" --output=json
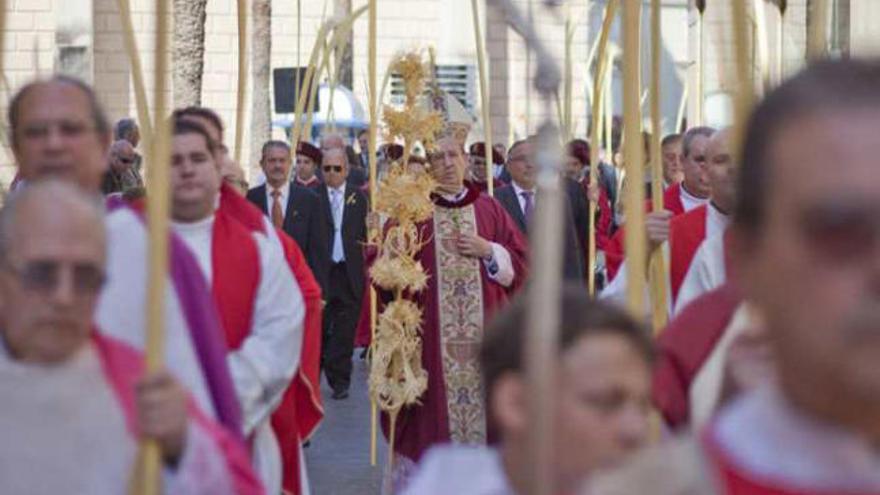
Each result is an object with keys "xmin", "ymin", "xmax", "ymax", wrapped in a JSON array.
[{"xmin": 101, "ymin": 139, "xmax": 143, "ymax": 196}]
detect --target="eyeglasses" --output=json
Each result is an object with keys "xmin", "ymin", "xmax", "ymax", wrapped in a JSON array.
[
  {"xmin": 323, "ymin": 165, "xmax": 343, "ymax": 173},
  {"xmin": 2, "ymin": 259, "xmax": 106, "ymax": 294},
  {"xmin": 20, "ymin": 120, "xmax": 96, "ymax": 141}
]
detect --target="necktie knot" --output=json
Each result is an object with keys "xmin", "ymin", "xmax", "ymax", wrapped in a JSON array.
[{"xmin": 271, "ymin": 189, "xmax": 281, "ymax": 199}]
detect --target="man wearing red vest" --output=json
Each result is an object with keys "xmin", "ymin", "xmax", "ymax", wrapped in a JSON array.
[
  {"xmin": 176, "ymin": 106, "xmax": 324, "ymax": 495},
  {"xmin": 168, "ymin": 119, "xmax": 305, "ymax": 494},
  {"xmin": 604, "ymin": 126, "xmax": 714, "ymax": 282},
  {"xmin": 600, "ymin": 128, "xmax": 731, "ymax": 312},
  {"xmin": 591, "ymin": 59, "xmax": 880, "ymax": 495}
]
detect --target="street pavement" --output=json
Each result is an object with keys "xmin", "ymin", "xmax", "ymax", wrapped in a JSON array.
[{"xmin": 306, "ymin": 352, "xmax": 389, "ymax": 494}]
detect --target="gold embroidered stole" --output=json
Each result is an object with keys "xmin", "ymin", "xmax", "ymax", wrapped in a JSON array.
[{"xmin": 433, "ymin": 204, "xmax": 487, "ymax": 445}]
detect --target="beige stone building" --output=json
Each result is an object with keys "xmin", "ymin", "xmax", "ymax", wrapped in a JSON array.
[{"xmin": 0, "ymin": 0, "xmax": 871, "ymax": 185}]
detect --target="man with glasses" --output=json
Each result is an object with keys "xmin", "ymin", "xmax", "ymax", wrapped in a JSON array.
[
  {"xmin": 366, "ymin": 134, "xmax": 528, "ymax": 483},
  {"xmin": 101, "ymin": 139, "xmax": 143, "ymax": 196},
  {"xmin": 316, "ymin": 149, "xmax": 367, "ymax": 400},
  {"xmin": 0, "ymin": 180, "xmax": 260, "ymax": 494},
  {"xmin": 8, "ymin": 76, "xmax": 243, "ymax": 439}
]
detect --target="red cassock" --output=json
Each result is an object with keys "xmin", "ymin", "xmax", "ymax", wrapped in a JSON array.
[
  {"xmin": 605, "ymin": 182, "xmax": 687, "ymax": 282},
  {"xmin": 357, "ymin": 185, "xmax": 529, "ymax": 462},
  {"xmin": 652, "ymin": 282, "xmax": 741, "ymax": 429},
  {"xmin": 217, "ymin": 184, "xmax": 323, "ymax": 495},
  {"xmin": 580, "ymin": 176, "xmax": 614, "ymax": 253}
]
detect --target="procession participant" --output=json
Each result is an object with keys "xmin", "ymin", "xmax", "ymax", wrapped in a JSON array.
[
  {"xmin": 0, "ymin": 180, "xmax": 261, "ymax": 495},
  {"xmin": 10, "ymin": 76, "xmax": 243, "ymax": 435},
  {"xmin": 173, "ymin": 106, "xmax": 325, "ymax": 495},
  {"xmin": 600, "ymin": 129, "xmax": 732, "ymax": 311},
  {"xmin": 591, "ymin": 59, "xmax": 880, "ymax": 495},
  {"xmin": 404, "ymin": 287, "xmax": 652, "ymax": 495},
  {"xmin": 567, "ymin": 139, "xmax": 613, "ymax": 253},
  {"xmin": 604, "ymin": 127, "xmax": 715, "ymax": 282},
  {"xmin": 168, "ymin": 119, "xmax": 305, "ymax": 492},
  {"xmin": 495, "ymin": 138, "xmax": 585, "ymax": 281},
  {"xmin": 320, "ymin": 132, "xmax": 367, "ymax": 188},
  {"xmin": 316, "ymin": 149, "xmax": 368, "ymax": 400},
  {"xmin": 247, "ymin": 140, "xmax": 330, "ymax": 292},
  {"xmin": 369, "ymin": 131, "xmax": 529, "ymax": 481},
  {"xmin": 101, "ymin": 139, "xmax": 143, "ymax": 196},
  {"xmin": 467, "ymin": 141, "xmax": 506, "ymax": 193},
  {"xmin": 660, "ymin": 133, "xmax": 684, "ymax": 188},
  {"xmin": 290, "ymin": 141, "xmax": 322, "ymax": 191}
]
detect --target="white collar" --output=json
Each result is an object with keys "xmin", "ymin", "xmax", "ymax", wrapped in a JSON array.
[
  {"xmin": 714, "ymin": 384, "xmax": 880, "ymax": 491},
  {"xmin": 680, "ymin": 183, "xmax": 708, "ymax": 203},
  {"xmin": 439, "ymin": 187, "xmax": 468, "ymax": 203}
]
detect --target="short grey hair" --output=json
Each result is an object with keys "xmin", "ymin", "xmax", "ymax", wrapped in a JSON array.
[
  {"xmin": 0, "ymin": 181, "xmax": 105, "ymax": 261},
  {"xmin": 681, "ymin": 126, "xmax": 716, "ymax": 158},
  {"xmin": 114, "ymin": 118, "xmax": 139, "ymax": 141},
  {"xmin": 322, "ymin": 147, "xmax": 350, "ymax": 167}
]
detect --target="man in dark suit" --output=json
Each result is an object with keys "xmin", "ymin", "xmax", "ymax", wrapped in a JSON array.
[
  {"xmin": 320, "ymin": 132, "xmax": 367, "ymax": 188},
  {"xmin": 495, "ymin": 138, "xmax": 585, "ymax": 282},
  {"xmin": 316, "ymin": 148, "xmax": 368, "ymax": 399},
  {"xmin": 248, "ymin": 140, "xmax": 330, "ymax": 291}
]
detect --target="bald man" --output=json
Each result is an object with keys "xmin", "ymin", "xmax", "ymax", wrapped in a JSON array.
[
  {"xmin": 0, "ymin": 181, "xmax": 259, "ymax": 494},
  {"xmin": 8, "ymin": 76, "xmax": 244, "ymax": 440}
]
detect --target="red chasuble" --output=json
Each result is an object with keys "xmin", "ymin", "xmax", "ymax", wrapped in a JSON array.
[
  {"xmin": 218, "ymin": 184, "xmax": 324, "ymax": 495},
  {"xmin": 653, "ymin": 283, "xmax": 741, "ymax": 429},
  {"xmin": 369, "ymin": 185, "xmax": 528, "ymax": 462},
  {"xmin": 605, "ymin": 182, "xmax": 687, "ymax": 282}
]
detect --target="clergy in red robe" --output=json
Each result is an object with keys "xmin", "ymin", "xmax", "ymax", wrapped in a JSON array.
[
  {"xmin": 176, "ymin": 105, "xmax": 324, "ymax": 495},
  {"xmin": 604, "ymin": 126, "xmax": 714, "ymax": 282},
  {"xmin": 369, "ymin": 136, "xmax": 529, "ymax": 475},
  {"xmin": 219, "ymin": 182, "xmax": 324, "ymax": 495},
  {"xmin": 0, "ymin": 181, "xmax": 262, "ymax": 495},
  {"xmin": 590, "ymin": 59, "xmax": 880, "ymax": 495},
  {"xmin": 168, "ymin": 119, "xmax": 305, "ymax": 494},
  {"xmin": 566, "ymin": 139, "xmax": 614, "ymax": 253}
]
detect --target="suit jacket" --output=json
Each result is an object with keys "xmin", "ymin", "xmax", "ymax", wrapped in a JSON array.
[
  {"xmin": 247, "ymin": 183, "xmax": 330, "ymax": 292},
  {"xmin": 495, "ymin": 184, "xmax": 585, "ymax": 282},
  {"xmin": 317, "ymin": 183, "xmax": 368, "ymax": 300}
]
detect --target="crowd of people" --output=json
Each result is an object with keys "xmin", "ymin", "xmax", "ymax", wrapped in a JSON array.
[{"xmin": 3, "ymin": 58, "xmax": 880, "ymax": 495}]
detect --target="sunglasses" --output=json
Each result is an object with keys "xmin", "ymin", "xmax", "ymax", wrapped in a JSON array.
[
  {"xmin": 2, "ymin": 259, "xmax": 106, "ymax": 294},
  {"xmin": 323, "ymin": 165, "xmax": 343, "ymax": 173}
]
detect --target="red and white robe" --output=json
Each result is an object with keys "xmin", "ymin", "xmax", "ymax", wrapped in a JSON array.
[
  {"xmin": 219, "ymin": 183, "xmax": 324, "ymax": 495},
  {"xmin": 0, "ymin": 332, "xmax": 262, "ymax": 495},
  {"xmin": 604, "ymin": 182, "xmax": 709, "ymax": 282},
  {"xmin": 172, "ymin": 206, "xmax": 304, "ymax": 494},
  {"xmin": 600, "ymin": 203, "xmax": 729, "ymax": 313}
]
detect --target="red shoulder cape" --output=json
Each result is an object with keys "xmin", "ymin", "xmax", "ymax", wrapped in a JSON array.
[
  {"xmin": 668, "ymin": 204, "xmax": 708, "ymax": 302},
  {"xmin": 652, "ymin": 283, "xmax": 741, "ymax": 429},
  {"xmin": 605, "ymin": 183, "xmax": 687, "ymax": 282},
  {"xmin": 92, "ymin": 332, "xmax": 263, "ymax": 495},
  {"xmin": 219, "ymin": 184, "xmax": 323, "ymax": 495}
]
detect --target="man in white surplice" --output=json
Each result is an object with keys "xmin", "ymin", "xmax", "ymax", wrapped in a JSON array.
[{"xmin": 168, "ymin": 118, "xmax": 304, "ymax": 493}]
